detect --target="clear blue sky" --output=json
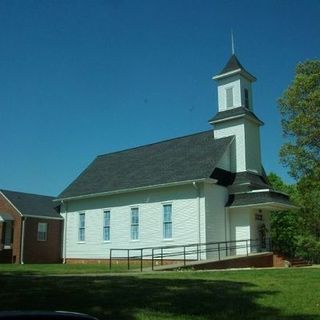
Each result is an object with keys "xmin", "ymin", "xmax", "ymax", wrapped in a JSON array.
[{"xmin": 0, "ymin": 0, "xmax": 319, "ymax": 196}]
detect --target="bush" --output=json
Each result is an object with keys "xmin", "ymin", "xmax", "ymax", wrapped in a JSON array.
[
  {"xmin": 270, "ymin": 211, "xmax": 299, "ymax": 258},
  {"xmin": 295, "ymin": 235, "xmax": 320, "ymax": 263}
]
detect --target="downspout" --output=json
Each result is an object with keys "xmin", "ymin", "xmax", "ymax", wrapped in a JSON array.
[
  {"xmin": 62, "ymin": 200, "xmax": 68, "ymax": 264},
  {"xmin": 192, "ymin": 182, "xmax": 201, "ymax": 259},
  {"xmin": 20, "ymin": 217, "xmax": 26, "ymax": 264}
]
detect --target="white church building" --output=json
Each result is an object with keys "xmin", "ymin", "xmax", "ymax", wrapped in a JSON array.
[{"xmin": 56, "ymin": 54, "xmax": 294, "ymax": 263}]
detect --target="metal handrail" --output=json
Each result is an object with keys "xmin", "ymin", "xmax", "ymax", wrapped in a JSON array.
[{"xmin": 109, "ymin": 238, "xmax": 272, "ymax": 271}]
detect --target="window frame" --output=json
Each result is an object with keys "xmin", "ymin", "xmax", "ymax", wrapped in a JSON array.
[
  {"xmin": 37, "ymin": 222, "xmax": 48, "ymax": 241},
  {"xmin": 78, "ymin": 212, "xmax": 86, "ymax": 242},
  {"xmin": 130, "ymin": 207, "xmax": 139, "ymax": 241},
  {"xmin": 226, "ymin": 87, "xmax": 234, "ymax": 108},
  {"xmin": 163, "ymin": 204, "xmax": 172, "ymax": 240},
  {"xmin": 103, "ymin": 210, "xmax": 111, "ymax": 242}
]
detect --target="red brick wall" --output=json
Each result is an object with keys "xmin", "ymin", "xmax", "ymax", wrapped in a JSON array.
[
  {"xmin": 23, "ymin": 217, "xmax": 63, "ymax": 263},
  {"xmin": 0, "ymin": 193, "xmax": 22, "ymax": 263},
  {"xmin": 273, "ymin": 254, "xmax": 286, "ymax": 267}
]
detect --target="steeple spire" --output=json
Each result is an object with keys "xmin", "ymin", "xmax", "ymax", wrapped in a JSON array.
[{"xmin": 231, "ymin": 30, "xmax": 235, "ymax": 55}]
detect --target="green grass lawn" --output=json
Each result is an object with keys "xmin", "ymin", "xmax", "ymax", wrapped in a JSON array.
[
  {"xmin": 0, "ymin": 263, "xmax": 129, "ymax": 275},
  {"xmin": 0, "ymin": 265, "xmax": 319, "ymax": 320}
]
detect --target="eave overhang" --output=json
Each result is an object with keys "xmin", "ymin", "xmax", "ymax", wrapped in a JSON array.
[
  {"xmin": 209, "ymin": 107, "xmax": 264, "ymax": 126},
  {"xmin": 213, "ymin": 68, "xmax": 256, "ymax": 82},
  {"xmin": 55, "ymin": 178, "xmax": 218, "ymax": 203}
]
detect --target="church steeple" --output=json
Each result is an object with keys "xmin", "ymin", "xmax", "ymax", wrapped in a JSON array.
[
  {"xmin": 210, "ymin": 54, "xmax": 263, "ymax": 175},
  {"xmin": 213, "ymin": 54, "xmax": 256, "ymax": 112}
]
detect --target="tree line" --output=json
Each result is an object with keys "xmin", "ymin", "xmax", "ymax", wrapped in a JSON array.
[{"xmin": 269, "ymin": 60, "xmax": 320, "ymax": 262}]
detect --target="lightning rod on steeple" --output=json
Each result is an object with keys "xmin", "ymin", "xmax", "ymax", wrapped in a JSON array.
[{"xmin": 231, "ymin": 30, "xmax": 235, "ymax": 55}]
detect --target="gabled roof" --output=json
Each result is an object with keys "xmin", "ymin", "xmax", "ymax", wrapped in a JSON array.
[
  {"xmin": 209, "ymin": 107, "xmax": 264, "ymax": 125},
  {"xmin": 0, "ymin": 189, "xmax": 61, "ymax": 219},
  {"xmin": 58, "ymin": 131, "xmax": 233, "ymax": 200}
]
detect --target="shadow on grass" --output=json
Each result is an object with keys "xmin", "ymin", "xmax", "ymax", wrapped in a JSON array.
[{"xmin": 0, "ymin": 275, "xmax": 318, "ymax": 320}]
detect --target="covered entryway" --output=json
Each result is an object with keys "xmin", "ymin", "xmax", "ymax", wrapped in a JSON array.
[{"xmin": 227, "ymin": 190, "xmax": 297, "ymax": 255}]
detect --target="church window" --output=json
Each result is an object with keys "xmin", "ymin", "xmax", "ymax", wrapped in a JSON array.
[
  {"xmin": 130, "ymin": 208, "xmax": 139, "ymax": 240},
  {"xmin": 103, "ymin": 210, "xmax": 110, "ymax": 241},
  {"xmin": 78, "ymin": 212, "xmax": 85, "ymax": 242},
  {"xmin": 226, "ymin": 87, "xmax": 233, "ymax": 108},
  {"xmin": 163, "ymin": 204, "xmax": 172, "ymax": 239}
]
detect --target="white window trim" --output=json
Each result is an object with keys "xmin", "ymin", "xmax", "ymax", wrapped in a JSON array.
[
  {"xmin": 103, "ymin": 209, "xmax": 111, "ymax": 242},
  {"xmin": 37, "ymin": 222, "xmax": 48, "ymax": 242},
  {"xmin": 78, "ymin": 212, "xmax": 86, "ymax": 243},
  {"xmin": 162, "ymin": 203, "xmax": 173, "ymax": 240},
  {"xmin": 226, "ymin": 86, "xmax": 234, "ymax": 109},
  {"xmin": 130, "ymin": 206, "xmax": 140, "ymax": 241}
]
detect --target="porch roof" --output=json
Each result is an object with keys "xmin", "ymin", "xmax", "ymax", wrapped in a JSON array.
[{"xmin": 226, "ymin": 190, "xmax": 297, "ymax": 210}]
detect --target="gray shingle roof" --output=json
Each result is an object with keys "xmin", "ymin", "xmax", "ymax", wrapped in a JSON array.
[
  {"xmin": 218, "ymin": 54, "xmax": 245, "ymax": 75},
  {"xmin": 0, "ymin": 189, "xmax": 61, "ymax": 219},
  {"xmin": 226, "ymin": 190, "xmax": 293, "ymax": 208},
  {"xmin": 217, "ymin": 54, "xmax": 256, "ymax": 80},
  {"xmin": 58, "ymin": 131, "xmax": 233, "ymax": 199},
  {"xmin": 212, "ymin": 168, "xmax": 294, "ymax": 209},
  {"xmin": 211, "ymin": 168, "xmax": 270, "ymax": 190},
  {"xmin": 209, "ymin": 107, "xmax": 264, "ymax": 125}
]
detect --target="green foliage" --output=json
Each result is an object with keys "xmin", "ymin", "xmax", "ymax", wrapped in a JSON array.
[
  {"xmin": 295, "ymin": 235, "xmax": 320, "ymax": 263},
  {"xmin": 268, "ymin": 172, "xmax": 320, "ymax": 261},
  {"xmin": 276, "ymin": 60, "xmax": 320, "ymax": 261},
  {"xmin": 268, "ymin": 173, "xmax": 299, "ymax": 257},
  {"xmin": 278, "ymin": 60, "xmax": 320, "ymax": 179},
  {"xmin": 296, "ymin": 174, "xmax": 320, "ymax": 239},
  {"xmin": 270, "ymin": 211, "xmax": 299, "ymax": 257},
  {"xmin": 267, "ymin": 172, "xmax": 298, "ymax": 200}
]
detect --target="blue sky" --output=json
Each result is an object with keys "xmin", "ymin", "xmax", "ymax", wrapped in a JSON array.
[{"xmin": 0, "ymin": 0, "xmax": 319, "ymax": 196}]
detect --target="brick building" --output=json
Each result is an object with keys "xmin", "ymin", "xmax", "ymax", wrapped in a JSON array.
[{"xmin": 0, "ymin": 189, "xmax": 63, "ymax": 263}]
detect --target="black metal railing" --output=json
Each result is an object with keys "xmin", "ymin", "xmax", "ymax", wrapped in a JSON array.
[{"xmin": 109, "ymin": 238, "xmax": 272, "ymax": 271}]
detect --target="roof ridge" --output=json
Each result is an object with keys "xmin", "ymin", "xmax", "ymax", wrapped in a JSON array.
[{"xmin": 96, "ymin": 130, "xmax": 214, "ymax": 158}]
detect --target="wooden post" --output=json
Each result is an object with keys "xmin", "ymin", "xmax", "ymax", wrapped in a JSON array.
[
  {"xmin": 152, "ymin": 248, "xmax": 154, "ymax": 271},
  {"xmin": 127, "ymin": 249, "xmax": 130, "ymax": 270},
  {"xmin": 140, "ymin": 249, "xmax": 143, "ymax": 272}
]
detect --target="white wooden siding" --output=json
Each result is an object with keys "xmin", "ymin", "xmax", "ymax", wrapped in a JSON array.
[
  {"xmin": 217, "ymin": 75, "xmax": 242, "ymax": 111},
  {"xmin": 245, "ymin": 119, "xmax": 262, "ymax": 174},
  {"xmin": 214, "ymin": 118, "xmax": 245, "ymax": 172},
  {"xmin": 204, "ymin": 184, "xmax": 229, "ymax": 259},
  {"xmin": 229, "ymin": 208, "xmax": 252, "ymax": 255},
  {"xmin": 61, "ymin": 184, "xmax": 206, "ymax": 259}
]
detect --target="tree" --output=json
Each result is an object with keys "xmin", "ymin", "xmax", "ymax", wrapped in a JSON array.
[
  {"xmin": 278, "ymin": 60, "xmax": 320, "ymax": 179},
  {"xmin": 268, "ymin": 173, "xmax": 299, "ymax": 257},
  {"xmin": 277, "ymin": 60, "xmax": 320, "ymax": 262}
]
